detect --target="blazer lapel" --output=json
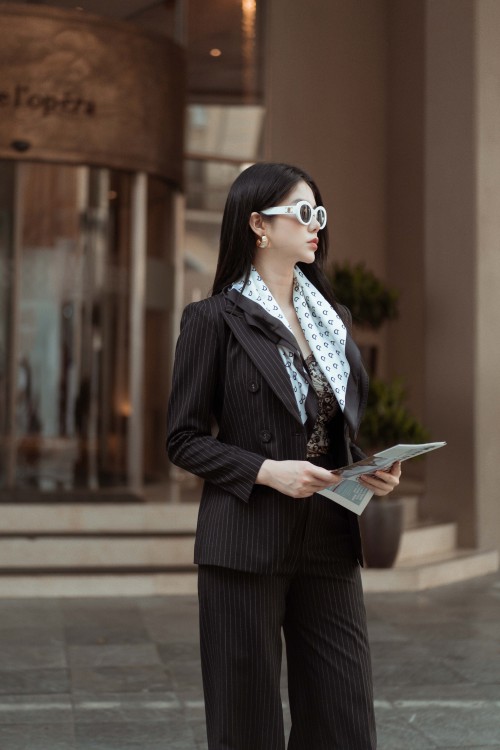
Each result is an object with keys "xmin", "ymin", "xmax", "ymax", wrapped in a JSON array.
[
  {"xmin": 344, "ymin": 330, "xmax": 369, "ymax": 438},
  {"xmin": 222, "ymin": 297, "xmax": 304, "ymax": 426}
]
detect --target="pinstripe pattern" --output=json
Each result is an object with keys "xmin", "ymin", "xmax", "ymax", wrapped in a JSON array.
[
  {"xmin": 199, "ymin": 568, "xmax": 286, "ymax": 750},
  {"xmin": 283, "ymin": 563, "xmax": 376, "ymax": 749},
  {"xmin": 166, "ymin": 293, "xmax": 368, "ymax": 572},
  {"xmin": 167, "ymin": 292, "xmax": 375, "ymax": 749},
  {"xmin": 199, "ymin": 524, "xmax": 376, "ymax": 750}
]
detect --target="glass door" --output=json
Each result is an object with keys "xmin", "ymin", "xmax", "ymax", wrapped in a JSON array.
[
  {"xmin": 0, "ymin": 162, "xmax": 134, "ymax": 491},
  {"xmin": 0, "ymin": 160, "xmax": 179, "ymax": 496},
  {"xmin": 0, "ymin": 162, "xmax": 16, "ymax": 489}
]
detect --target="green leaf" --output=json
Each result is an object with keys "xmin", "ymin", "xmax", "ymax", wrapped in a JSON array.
[
  {"xmin": 358, "ymin": 377, "xmax": 430, "ymax": 452},
  {"xmin": 327, "ymin": 261, "xmax": 399, "ymax": 329}
]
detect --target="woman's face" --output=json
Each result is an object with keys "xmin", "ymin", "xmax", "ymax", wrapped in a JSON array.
[{"xmin": 262, "ymin": 180, "xmax": 323, "ymax": 266}]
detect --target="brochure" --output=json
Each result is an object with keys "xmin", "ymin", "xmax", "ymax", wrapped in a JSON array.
[{"xmin": 317, "ymin": 442, "xmax": 446, "ymax": 515}]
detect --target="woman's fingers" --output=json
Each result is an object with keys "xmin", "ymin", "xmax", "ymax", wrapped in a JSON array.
[
  {"xmin": 358, "ymin": 461, "xmax": 401, "ymax": 497},
  {"xmin": 290, "ymin": 464, "xmax": 340, "ymax": 496},
  {"xmin": 259, "ymin": 458, "xmax": 402, "ymax": 499},
  {"xmin": 258, "ymin": 460, "xmax": 342, "ymax": 498}
]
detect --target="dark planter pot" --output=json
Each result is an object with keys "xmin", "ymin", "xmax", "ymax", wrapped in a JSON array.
[{"xmin": 359, "ymin": 498, "xmax": 404, "ymax": 568}]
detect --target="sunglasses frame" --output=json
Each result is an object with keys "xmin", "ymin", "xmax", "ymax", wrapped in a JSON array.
[{"xmin": 260, "ymin": 200, "xmax": 327, "ymax": 229}]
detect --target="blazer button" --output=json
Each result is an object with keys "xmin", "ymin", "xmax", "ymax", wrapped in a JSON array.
[
  {"xmin": 248, "ymin": 381, "xmax": 260, "ymax": 392},
  {"xmin": 260, "ymin": 430, "xmax": 272, "ymax": 443}
]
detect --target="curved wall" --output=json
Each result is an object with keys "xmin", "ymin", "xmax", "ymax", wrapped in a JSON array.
[{"xmin": 0, "ymin": 3, "xmax": 185, "ymax": 184}]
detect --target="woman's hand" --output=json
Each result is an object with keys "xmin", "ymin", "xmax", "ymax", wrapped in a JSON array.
[
  {"xmin": 357, "ymin": 461, "xmax": 401, "ymax": 496},
  {"xmin": 256, "ymin": 459, "xmax": 340, "ymax": 498}
]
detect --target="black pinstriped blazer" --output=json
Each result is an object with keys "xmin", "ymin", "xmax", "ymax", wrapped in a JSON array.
[{"xmin": 166, "ymin": 290, "xmax": 369, "ymax": 572}]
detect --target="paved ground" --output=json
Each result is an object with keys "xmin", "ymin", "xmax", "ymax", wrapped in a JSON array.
[{"xmin": 0, "ymin": 572, "xmax": 499, "ymax": 750}]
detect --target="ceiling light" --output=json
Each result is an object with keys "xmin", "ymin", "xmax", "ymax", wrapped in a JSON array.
[{"xmin": 210, "ymin": 48, "xmax": 222, "ymax": 57}]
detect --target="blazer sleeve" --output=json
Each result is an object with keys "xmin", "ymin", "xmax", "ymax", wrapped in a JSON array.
[{"xmin": 166, "ymin": 302, "xmax": 266, "ymax": 503}]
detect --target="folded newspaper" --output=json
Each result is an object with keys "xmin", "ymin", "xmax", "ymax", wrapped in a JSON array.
[{"xmin": 318, "ymin": 442, "xmax": 446, "ymax": 515}]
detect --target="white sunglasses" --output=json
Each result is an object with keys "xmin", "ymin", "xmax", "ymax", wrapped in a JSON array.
[{"xmin": 260, "ymin": 200, "xmax": 327, "ymax": 229}]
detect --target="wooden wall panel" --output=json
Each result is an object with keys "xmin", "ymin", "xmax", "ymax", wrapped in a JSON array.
[{"xmin": 0, "ymin": 4, "xmax": 185, "ymax": 185}]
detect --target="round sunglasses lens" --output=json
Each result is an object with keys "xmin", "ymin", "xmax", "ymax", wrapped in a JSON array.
[
  {"xmin": 298, "ymin": 202, "xmax": 312, "ymax": 224},
  {"xmin": 317, "ymin": 207, "xmax": 327, "ymax": 228}
]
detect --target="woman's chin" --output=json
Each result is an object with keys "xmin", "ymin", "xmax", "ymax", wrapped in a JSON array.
[{"xmin": 299, "ymin": 251, "xmax": 317, "ymax": 265}]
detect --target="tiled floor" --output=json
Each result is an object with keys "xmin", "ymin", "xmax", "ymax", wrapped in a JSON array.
[{"xmin": 0, "ymin": 572, "xmax": 499, "ymax": 749}]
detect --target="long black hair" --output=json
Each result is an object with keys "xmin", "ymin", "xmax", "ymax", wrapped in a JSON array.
[{"xmin": 211, "ymin": 162, "xmax": 339, "ymax": 311}]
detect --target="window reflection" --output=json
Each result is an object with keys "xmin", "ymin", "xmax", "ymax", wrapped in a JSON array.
[
  {"xmin": 0, "ymin": 162, "xmax": 15, "ymax": 487},
  {"xmin": 184, "ymin": 103, "xmax": 264, "ymax": 303},
  {"xmin": 0, "ymin": 163, "xmax": 133, "ymax": 490},
  {"xmin": 0, "ymin": 161, "xmax": 176, "ymax": 493}
]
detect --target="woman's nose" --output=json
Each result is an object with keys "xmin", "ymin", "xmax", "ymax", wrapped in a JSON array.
[{"xmin": 309, "ymin": 215, "xmax": 321, "ymax": 231}]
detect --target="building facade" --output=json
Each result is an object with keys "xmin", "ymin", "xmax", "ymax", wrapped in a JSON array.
[
  {"xmin": 0, "ymin": 2, "xmax": 185, "ymax": 496},
  {"xmin": 1, "ymin": 0, "xmax": 500, "ymax": 560}
]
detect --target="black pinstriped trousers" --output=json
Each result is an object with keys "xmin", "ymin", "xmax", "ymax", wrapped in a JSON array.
[{"xmin": 198, "ymin": 497, "xmax": 377, "ymax": 750}]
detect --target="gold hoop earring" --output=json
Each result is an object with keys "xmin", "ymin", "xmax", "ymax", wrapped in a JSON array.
[{"xmin": 257, "ymin": 234, "xmax": 268, "ymax": 249}]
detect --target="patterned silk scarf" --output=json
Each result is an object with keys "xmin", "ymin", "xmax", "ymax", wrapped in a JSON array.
[{"xmin": 231, "ymin": 266, "xmax": 351, "ymax": 425}]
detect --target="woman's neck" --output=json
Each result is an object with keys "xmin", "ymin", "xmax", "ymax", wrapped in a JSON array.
[{"xmin": 253, "ymin": 260, "xmax": 295, "ymax": 310}]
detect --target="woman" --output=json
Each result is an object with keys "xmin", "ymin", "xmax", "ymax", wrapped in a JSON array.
[{"xmin": 167, "ymin": 162, "xmax": 401, "ymax": 750}]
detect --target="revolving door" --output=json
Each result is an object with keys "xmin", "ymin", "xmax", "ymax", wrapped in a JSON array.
[{"xmin": 0, "ymin": 161, "xmax": 180, "ymax": 495}]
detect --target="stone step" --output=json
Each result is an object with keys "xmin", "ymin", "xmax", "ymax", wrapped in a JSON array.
[
  {"xmin": 362, "ymin": 548, "xmax": 499, "ymax": 592},
  {"xmin": 1, "ymin": 499, "xmax": 421, "ymax": 534},
  {"xmin": 0, "ymin": 535, "xmax": 195, "ymax": 570},
  {"xmin": 0, "ymin": 571, "xmax": 199, "ymax": 598},
  {"xmin": 0, "ymin": 512, "xmax": 445, "ymax": 570},
  {"xmin": 0, "ymin": 499, "xmax": 496, "ymax": 594},
  {"xmin": 399, "ymin": 495, "xmax": 419, "ymax": 529},
  {"xmin": 395, "ymin": 521, "xmax": 457, "ymax": 563},
  {"xmin": 0, "ymin": 501, "xmax": 468, "ymax": 570},
  {"xmin": 0, "ymin": 503, "xmax": 199, "ymax": 534},
  {"xmin": 0, "ymin": 548, "xmax": 496, "ymax": 597}
]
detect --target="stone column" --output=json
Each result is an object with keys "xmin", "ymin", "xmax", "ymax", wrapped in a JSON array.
[
  {"xmin": 424, "ymin": 0, "xmax": 500, "ymax": 553},
  {"xmin": 386, "ymin": 0, "xmax": 426, "ymax": 423},
  {"xmin": 263, "ymin": 0, "xmax": 388, "ymax": 277},
  {"xmin": 474, "ymin": 0, "xmax": 500, "ymax": 552}
]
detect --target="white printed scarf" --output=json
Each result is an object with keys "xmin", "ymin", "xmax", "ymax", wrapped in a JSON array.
[{"xmin": 231, "ymin": 266, "xmax": 350, "ymax": 424}]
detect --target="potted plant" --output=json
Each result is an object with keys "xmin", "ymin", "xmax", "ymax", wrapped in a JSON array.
[
  {"xmin": 329, "ymin": 261, "xmax": 399, "ymax": 375},
  {"xmin": 328, "ymin": 262, "xmax": 429, "ymax": 567},
  {"xmin": 357, "ymin": 378, "xmax": 430, "ymax": 568},
  {"xmin": 357, "ymin": 378, "xmax": 430, "ymax": 455},
  {"xmin": 329, "ymin": 261, "xmax": 399, "ymax": 330}
]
